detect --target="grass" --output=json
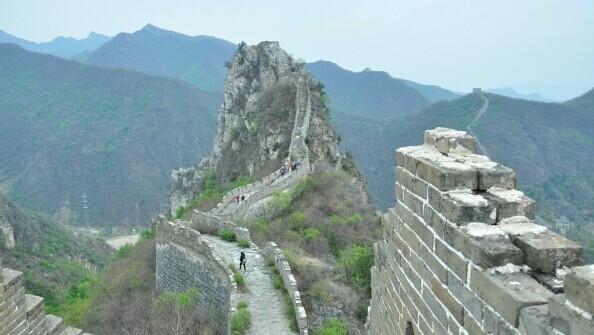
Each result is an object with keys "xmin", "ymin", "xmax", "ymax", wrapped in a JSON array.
[
  {"xmin": 231, "ymin": 301, "xmax": 251, "ymax": 335},
  {"xmin": 238, "ymin": 239, "xmax": 250, "ymax": 248},
  {"xmin": 266, "ymin": 258, "xmax": 299, "ymax": 332},
  {"xmin": 218, "ymin": 229, "xmax": 236, "ymax": 242}
]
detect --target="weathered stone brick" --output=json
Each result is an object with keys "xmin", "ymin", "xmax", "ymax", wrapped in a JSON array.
[
  {"xmin": 485, "ymin": 188, "xmax": 536, "ymax": 221},
  {"xmin": 430, "ymin": 189, "xmax": 497, "ymax": 225},
  {"xmin": 464, "ymin": 311, "xmax": 486, "ymax": 335},
  {"xmin": 470, "ymin": 268, "xmax": 552, "ymax": 327},
  {"xmin": 423, "ymin": 203, "xmax": 446, "ymax": 238},
  {"xmin": 399, "ymin": 204, "xmax": 434, "ymax": 249},
  {"xmin": 422, "ymin": 284, "xmax": 448, "ymax": 328},
  {"xmin": 518, "ymin": 304, "xmax": 557, "ymax": 335},
  {"xmin": 431, "ymin": 277, "xmax": 464, "ymax": 324},
  {"xmin": 401, "ymin": 256, "xmax": 421, "ymax": 291},
  {"xmin": 435, "ymin": 237, "xmax": 468, "ymax": 282},
  {"xmin": 483, "ymin": 305, "xmax": 520, "ymax": 335},
  {"xmin": 444, "ymin": 222, "xmax": 525, "ymax": 268},
  {"xmin": 420, "ymin": 243, "xmax": 447, "ymax": 284},
  {"xmin": 548, "ymin": 294, "xmax": 594, "ymax": 335},
  {"xmin": 424, "ymin": 128, "xmax": 477, "ymax": 154},
  {"xmin": 512, "ymin": 230, "xmax": 582, "ymax": 274},
  {"xmin": 400, "ymin": 221, "xmax": 421, "ymax": 256},
  {"xmin": 396, "ymin": 167, "xmax": 428, "ymax": 200},
  {"xmin": 396, "ymin": 182, "xmax": 404, "ymax": 203},
  {"xmin": 401, "ymin": 188, "xmax": 425, "ymax": 218},
  {"xmin": 564, "ymin": 265, "xmax": 594, "ymax": 315},
  {"xmin": 448, "ymin": 273, "xmax": 483, "ymax": 321}
]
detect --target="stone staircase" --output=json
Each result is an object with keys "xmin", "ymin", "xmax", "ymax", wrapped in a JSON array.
[{"xmin": 0, "ymin": 261, "xmax": 92, "ymax": 335}]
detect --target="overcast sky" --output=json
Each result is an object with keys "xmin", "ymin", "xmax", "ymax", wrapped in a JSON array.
[{"xmin": 1, "ymin": 0, "xmax": 593, "ymax": 100}]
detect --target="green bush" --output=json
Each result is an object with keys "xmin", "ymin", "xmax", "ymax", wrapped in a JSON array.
[
  {"xmin": 316, "ymin": 318, "xmax": 347, "ymax": 335},
  {"xmin": 303, "ymin": 227, "xmax": 321, "ymax": 240},
  {"xmin": 238, "ymin": 239, "xmax": 250, "ymax": 248},
  {"xmin": 338, "ymin": 244, "xmax": 374, "ymax": 293},
  {"xmin": 219, "ymin": 229, "xmax": 236, "ymax": 242},
  {"xmin": 234, "ymin": 273, "xmax": 245, "ymax": 287},
  {"xmin": 231, "ymin": 301, "xmax": 251, "ymax": 335}
]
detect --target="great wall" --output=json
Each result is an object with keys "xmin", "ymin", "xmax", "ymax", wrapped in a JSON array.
[{"xmin": 366, "ymin": 128, "xmax": 594, "ymax": 335}]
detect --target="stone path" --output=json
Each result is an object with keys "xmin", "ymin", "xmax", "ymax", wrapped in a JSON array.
[
  {"xmin": 466, "ymin": 94, "xmax": 490, "ymax": 156},
  {"xmin": 201, "ymin": 235, "xmax": 296, "ymax": 335}
]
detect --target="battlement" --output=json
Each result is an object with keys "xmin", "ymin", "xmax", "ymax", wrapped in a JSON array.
[{"xmin": 367, "ymin": 128, "xmax": 593, "ymax": 335}]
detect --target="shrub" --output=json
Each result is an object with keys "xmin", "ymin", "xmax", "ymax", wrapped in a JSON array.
[
  {"xmin": 219, "ymin": 229, "xmax": 236, "ymax": 242},
  {"xmin": 234, "ymin": 273, "xmax": 245, "ymax": 287},
  {"xmin": 316, "ymin": 318, "xmax": 347, "ymax": 335},
  {"xmin": 231, "ymin": 301, "xmax": 251, "ymax": 335},
  {"xmin": 238, "ymin": 239, "xmax": 250, "ymax": 248},
  {"xmin": 303, "ymin": 227, "xmax": 321, "ymax": 240},
  {"xmin": 338, "ymin": 244, "xmax": 374, "ymax": 293}
]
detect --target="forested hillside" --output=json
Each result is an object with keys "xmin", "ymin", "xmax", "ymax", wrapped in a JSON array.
[{"xmin": 0, "ymin": 43, "xmax": 220, "ymax": 226}]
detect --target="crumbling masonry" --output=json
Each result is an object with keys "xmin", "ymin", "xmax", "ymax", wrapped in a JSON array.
[{"xmin": 367, "ymin": 128, "xmax": 594, "ymax": 335}]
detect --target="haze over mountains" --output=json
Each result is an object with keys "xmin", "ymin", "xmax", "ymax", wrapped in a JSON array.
[
  {"xmin": 0, "ymin": 29, "xmax": 110, "ymax": 58},
  {"xmin": 0, "ymin": 24, "xmax": 593, "ymax": 244}
]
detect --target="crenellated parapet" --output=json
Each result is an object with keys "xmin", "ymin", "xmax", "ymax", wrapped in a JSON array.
[{"xmin": 367, "ymin": 128, "xmax": 593, "ymax": 335}]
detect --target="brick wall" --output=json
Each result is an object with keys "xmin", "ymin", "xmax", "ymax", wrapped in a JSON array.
[
  {"xmin": 367, "ymin": 128, "xmax": 594, "ymax": 335},
  {"xmin": 155, "ymin": 216, "xmax": 234, "ymax": 335}
]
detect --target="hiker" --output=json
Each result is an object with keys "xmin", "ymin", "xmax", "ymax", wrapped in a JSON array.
[
  {"xmin": 279, "ymin": 167, "xmax": 286, "ymax": 177},
  {"xmin": 241, "ymin": 195, "xmax": 245, "ymax": 201},
  {"xmin": 240, "ymin": 251, "xmax": 246, "ymax": 272},
  {"xmin": 235, "ymin": 194, "xmax": 240, "ymax": 203}
]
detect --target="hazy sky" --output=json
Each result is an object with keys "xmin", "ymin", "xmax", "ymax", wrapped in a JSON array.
[{"xmin": 1, "ymin": 0, "xmax": 593, "ymax": 99}]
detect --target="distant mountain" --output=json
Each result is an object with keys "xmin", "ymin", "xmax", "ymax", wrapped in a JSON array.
[
  {"xmin": 0, "ymin": 29, "xmax": 110, "ymax": 58},
  {"xmin": 401, "ymin": 79, "xmax": 461, "ymax": 102},
  {"xmin": 485, "ymin": 87, "xmax": 556, "ymax": 102},
  {"xmin": 333, "ymin": 91, "xmax": 594, "ymax": 228},
  {"xmin": 307, "ymin": 61, "xmax": 458, "ymax": 118},
  {"xmin": 83, "ymin": 24, "xmax": 236, "ymax": 92},
  {"xmin": 0, "ymin": 43, "xmax": 220, "ymax": 226}
]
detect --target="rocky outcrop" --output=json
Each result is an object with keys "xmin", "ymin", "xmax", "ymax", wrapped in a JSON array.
[{"xmin": 170, "ymin": 42, "xmax": 340, "ymax": 214}]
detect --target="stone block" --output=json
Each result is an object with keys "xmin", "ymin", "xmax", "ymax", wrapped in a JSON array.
[
  {"xmin": 531, "ymin": 272, "xmax": 565, "ymax": 294},
  {"xmin": 424, "ymin": 127, "xmax": 477, "ymax": 154},
  {"xmin": 422, "ymin": 284, "xmax": 448, "ymax": 328},
  {"xmin": 485, "ymin": 188, "xmax": 536, "ymax": 221},
  {"xmin": 416, "ymin": 156, "xmax": 479, "ymax": 191},
  {"xmin": 420, "ymin": 243, "xmax": 447, "ymax": 284},
  {"xmin": 431, "ymin": 277, "xmax": 464, "ymax": 324},
  {"xmin": 483, "ymin": 305, "xmax": 520, "ymax": 335},
  {"xmin": 464, "ymin": 311, "xmax": 486, "ymax": 335},
  {"xmin": 444, "ymin": 222, "xmax": 525, "ymax": 268},
  {"xmin": 448, "ymin": 273, "xmax": 483, "ymax": 321},
  {"xmin": 401, "ymin": 188, "xmax": 425, "ymax": 218},
  {"xmin": 512, "ymin": 230, "xmax": 582, "ymax": 273},
  {"xmin": 431, "ymin": 189, "xmax": 497, "ymax": 225},
  {"xmin": 399, "ymin": 221, "xmax": 420, "ymax": 256},
  {"xmin": 548, "ymin": 294, "xmax": 594, "ymax": 335},
  {"xmin": 564, "ymin": 265, "xmax": 594, "ymax": 315},
  {"xmin": 423, "ymin": 203, "xmax": 445, "ymax": 238},
  {"xmin": 470, "ymin": 268, "xmax": 552, "ymax": 326},
  {"xmin": 518, "ymin": 304, "xmax": 557, "ymax": 335},
  {"xmin": 396, "ymin": 167, "xmax": 428, "ymax": 200},
  {"xmin": 435, "ymin": 237, "xmax": 468, "ymax": 282},
  {"xmin": 399, "ymin": 204, "xmax": 434, "ymax": 249}
]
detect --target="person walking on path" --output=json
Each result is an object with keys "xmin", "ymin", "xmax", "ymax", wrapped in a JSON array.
[{"xmin": 240, "ymin": 251, "xmax": 247, "ymax": 272}]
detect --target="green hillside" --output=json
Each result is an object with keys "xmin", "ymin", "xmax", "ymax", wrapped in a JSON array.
[
  {"xmin": 0, "ymin": 193, "xmax": 111, "ymax": 312},
  {"xmin": 334, "ymin": 92, "xmax": 594, "ymax": 223},
  {"xmin": 84, "ymin": 24, "xmax": 236, "ymax": 92},
  {"xmin": 0, "ymin": 43, "xmax": 220, "ymax": 226},
  {"xmin": 565, "ymin": 87, "xmax": 594, "ymax": 110}
]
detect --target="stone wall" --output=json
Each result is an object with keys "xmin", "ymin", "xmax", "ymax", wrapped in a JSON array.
[
  {"xmin": 155, "ymin": 216, "xmax": 234, "ymax": 335},
  {"xmin": 367, "ymin": 128, "xmax": 594, "ymax": 335},
  {"xmin": 191, "ymin": 209, "xmax": 250, "ymax": 241},
  {"xmin": 0, "ymin": 252, "xmax": 90, "ymax": 335},
  {"xmin": 263, "ymin": 242, "xmax": 309, "ymax": 335}
]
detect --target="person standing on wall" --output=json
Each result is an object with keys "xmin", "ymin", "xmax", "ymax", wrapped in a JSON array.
[{"xmin": 240, "ymin": 251, "xmax": 246, "ymax": 272}]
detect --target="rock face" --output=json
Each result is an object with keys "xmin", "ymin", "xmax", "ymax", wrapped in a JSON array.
[{"xmin": 170, "ymin": 42, "xmax": 340, "ymax": 214}]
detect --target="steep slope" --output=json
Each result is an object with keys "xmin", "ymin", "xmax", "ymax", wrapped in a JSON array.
[
  {"xmin": 170, "ymin": 42, "xmax": 341, "ymax": 211},
  {"xmin": 0, "ymin": 193, "xmax": 111, "ymax": 310},
  {"xmin": 0, "ymin": 29, "xmax": 110, "ymax": 58},
  {"xmin": 85, "ymin": 24, "xmax": 236, "ymax": 92},
  {"xmin": 0, "ymin": 43, "xmax": 220, "ymax": 226}
]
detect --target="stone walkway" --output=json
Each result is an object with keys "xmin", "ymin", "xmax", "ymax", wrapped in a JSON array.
[
  {"xmin": 466, "ymin": 94, "xmax": 490, "ymax": 156},
  {"xmin": 201, "ymin": 235, "xmax": 296, "ymax": 335}
]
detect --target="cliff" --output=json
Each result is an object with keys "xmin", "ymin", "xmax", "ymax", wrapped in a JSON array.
[{"xmin": 169, "ymin": 42, "xmax": 341, "ymax": 214}]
